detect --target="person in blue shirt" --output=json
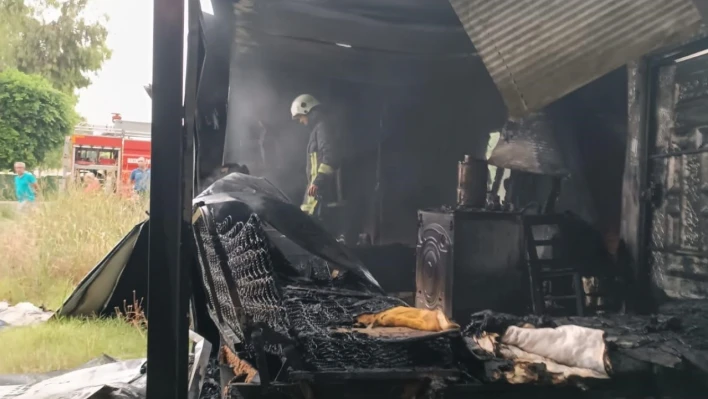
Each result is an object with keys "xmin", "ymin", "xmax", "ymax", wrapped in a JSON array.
[
  {"xmin": 14, "ymin": 161, "xmax": 38, "ymax": 206},
  {"xmin": 129, "ymin": 157, "xmax": 151, "ymax": 195}
]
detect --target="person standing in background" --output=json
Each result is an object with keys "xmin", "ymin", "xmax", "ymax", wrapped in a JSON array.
[
  {"xmin": 13, "ymin": 162, "xmax": 39, "ymax": 208},
  {"xmin": 290, "ymin": 94, "xmax": 342, "ymax": 220},
  {"xmin": 83, "ymin": 172, "xmax": 101, "ymax": 193},
  {"xmin": 129, "ymin": 157, "xmax": 151, "ymax": 195}
]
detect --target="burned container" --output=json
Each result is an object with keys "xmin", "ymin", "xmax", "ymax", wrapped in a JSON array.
[
  {"xmin": 415, "ymin": 208, "xmax": 528, "ymax": 325},
  {"xmin": 457, "ymin": 155, "xmax": 489, "ymax": 208}
]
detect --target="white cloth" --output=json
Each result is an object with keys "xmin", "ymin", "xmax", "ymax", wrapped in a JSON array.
[
  {"xmin": 473, "ymin": 324, "xmax": 610, "ymax": 384},
  {"xmin": 501, "ymin": 325, "xmax": 608, "ymax": 376}
]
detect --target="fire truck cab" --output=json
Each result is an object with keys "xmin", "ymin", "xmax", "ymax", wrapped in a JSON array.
[{"xmin": 63, "ymin": 123, "xmax": 151, "ymax": 195}]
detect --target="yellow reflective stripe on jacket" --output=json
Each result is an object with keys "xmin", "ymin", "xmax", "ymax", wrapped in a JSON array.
[
  {"xmin": 302, "ymin": 152, "xmax": 334, "ymax": 216},
  {"xmin": 302, "ymin": 152, "xmax": 319, "ymax": 215},
  {"xmin": 309, "ymin": 152, "xmax": 318, "ymax": 184},
  {"xmin": 301, "ymin": 198, "xmax": 317, "ymax": 215},
  {"xmin": 317, "ymin": 163, "xmax": 334, "ymax": 175}
]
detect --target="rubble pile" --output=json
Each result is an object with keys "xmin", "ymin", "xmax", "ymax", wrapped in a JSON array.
[
  {"xmin": 198, "ymin": 357, "xmax": 221, "ymax": 399},
  {"xmin": 461, "ymin": 305, "xmax": 708, "ymax": 393},
  {"xmin": 192, "ymin": 173, "xmax": 708, "ymax": 397}
]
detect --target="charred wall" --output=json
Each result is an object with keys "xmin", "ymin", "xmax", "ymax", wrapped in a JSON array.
[
  {"xmin": 374, "ymin": 64, "xmax": 505, "ymax": 244},
  {"xmin": 223, "ymin": 56, "xmax": 505, "ymax": 245},
  {"xmin": 551, "ymin": 67, "xmax": 628, "ymax": 248},
  {"xmin": 498, "ymin": 68, "xmax": 628, "ymax": 250},
  {"xmin": 195, "ymin": 5, "xmax": 234, "ymax": 189}
]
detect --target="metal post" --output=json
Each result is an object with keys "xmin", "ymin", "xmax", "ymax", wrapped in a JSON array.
[{"xmin": 147, "ymin": 0, "xmax": 189, "ymax": 397}]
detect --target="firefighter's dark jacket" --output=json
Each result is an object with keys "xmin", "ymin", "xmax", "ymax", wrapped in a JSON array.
[{"xmin": 301, "ymin": 106, "xmax": 341, "ymax": 214}]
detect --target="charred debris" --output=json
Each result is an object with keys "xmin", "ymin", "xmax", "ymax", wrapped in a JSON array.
[{"xmin": 187, "ymin": 173, "xmax": 708, "ymax": 399}]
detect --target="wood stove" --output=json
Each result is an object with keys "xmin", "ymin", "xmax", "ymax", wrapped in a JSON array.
[{"xmin": 415, "ymin": 208, "xmax": 528, "ymax": 324}]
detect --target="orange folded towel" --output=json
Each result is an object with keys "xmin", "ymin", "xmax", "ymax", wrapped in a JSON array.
[{"xmin": 356, "ymin": 307, "xmax": 460, "ymax": 332}]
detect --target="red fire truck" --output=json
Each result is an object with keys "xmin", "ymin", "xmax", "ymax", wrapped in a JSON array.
[{"xmin": 63, "ymin": 123, "xmax": 151, "ymax": 195}]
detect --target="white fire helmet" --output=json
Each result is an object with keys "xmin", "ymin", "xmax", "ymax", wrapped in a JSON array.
[{"xmin": 290, "ymin": 94, "xmax": 320, "ymax": 119}]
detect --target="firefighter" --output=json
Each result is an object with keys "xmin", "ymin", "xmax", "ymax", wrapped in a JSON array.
[
  {"xmin": 291, "ymin": 94, "xmax": 341, "ymax": 224},
  {"xmin": 83, "ymin": 172, "xmax": 101, "ymax": 193}
]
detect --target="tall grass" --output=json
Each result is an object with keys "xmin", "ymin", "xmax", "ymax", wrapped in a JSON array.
[
  {"xmin": 0, "ymin": 317, "xmax": 147, "ymax": 374},
  {"xmin": 0, "ymin": 184, "xmax": 148, "ymax": 309},
  {"xmin": 0, "ymin": 184, "xmax": 149, "ymax": 374}
]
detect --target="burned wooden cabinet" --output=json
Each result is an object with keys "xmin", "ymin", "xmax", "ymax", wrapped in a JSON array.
[
  {"xmin": 647, "ymin": 54, "xmax": 708, "ymax": 299},
  {"xmin": 415, "ymin": 209, "xmax": 528, "ymax": 324}
]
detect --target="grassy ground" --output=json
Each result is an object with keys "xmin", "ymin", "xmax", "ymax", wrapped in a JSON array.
[
  {"xmin": 0, "ymin": 202, "xmax": 16, "ymax": 220},
  {"xmin": 0, "ymin": 186, "xmax": 149, "ymax": 374},
  {"xmin": 0, "ymin": 317, "xmax": 147, "ymax": 374}
]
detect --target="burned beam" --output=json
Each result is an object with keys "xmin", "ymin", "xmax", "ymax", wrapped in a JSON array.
[{"xmin": 621, "ymin": 60, "xmax": 651, "ymax": 314}]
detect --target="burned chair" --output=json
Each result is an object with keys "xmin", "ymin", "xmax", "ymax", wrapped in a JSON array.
[
  {"xmin": 488, "ymin": 113, "xmax": 619, "ymax": 317},
  {"xmin": 191, "ymin": 174, "xmax": 461, "ymax": 394}
]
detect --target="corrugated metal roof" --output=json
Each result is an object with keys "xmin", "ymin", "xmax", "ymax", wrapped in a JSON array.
[{"xmin": 449, "ymin": 0, "xmax": 703, "ymax": 118}]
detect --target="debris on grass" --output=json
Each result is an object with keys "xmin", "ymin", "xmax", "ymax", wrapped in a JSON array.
[{"xmin": 0, "ymin": 302, "xmax": 53, "ymax": 330}]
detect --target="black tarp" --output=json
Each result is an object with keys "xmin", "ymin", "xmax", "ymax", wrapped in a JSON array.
[{"xmin": 58, "ymin": 221, "xmax": 149, "ymax": 317}]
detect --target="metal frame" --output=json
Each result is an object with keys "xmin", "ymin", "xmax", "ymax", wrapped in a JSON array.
[
  {"xmin": 74, "ymin": 123, "xmax": 152, "ymax": 139},
  {"xmin": 146, "ymin": 0, "xmax": 202, "ymax": 398}
]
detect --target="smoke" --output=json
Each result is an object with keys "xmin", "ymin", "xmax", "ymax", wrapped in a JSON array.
[
  {"xmin": 224, "ymin": 65, "xmax": 314, "ymax": 203},
  {"xmin": 219, "ymin": 3, "xmax": 505, "ymax": 244},
  {"xmin": 221, "ymin": 56, "xmax": 504, "ymax": 245}
]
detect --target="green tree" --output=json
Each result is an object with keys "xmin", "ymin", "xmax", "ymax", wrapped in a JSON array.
[
  {"xmin": 0, "ymin": 69, "xmax": 76, "ymax": 170},
  {"xmin": 0, "ymin": 0, "xmax": 111, "ymax": 93},
  {"xmin": 37, "ymin": 145, "xmax": 65, "ymax": 171},
  {"xmin": 0, "ymin": 1, "xmax": 28, "ymax": 70}
]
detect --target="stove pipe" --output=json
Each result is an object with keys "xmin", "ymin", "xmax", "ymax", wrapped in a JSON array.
[{"xmin": 457, "ymin": 155, "xmax": 488, "ymax": 208}]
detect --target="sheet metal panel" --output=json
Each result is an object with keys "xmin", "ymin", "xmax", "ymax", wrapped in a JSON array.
[{"xmin": 449, "ymin": 0, "xmax": 703, "ymax": 118}]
